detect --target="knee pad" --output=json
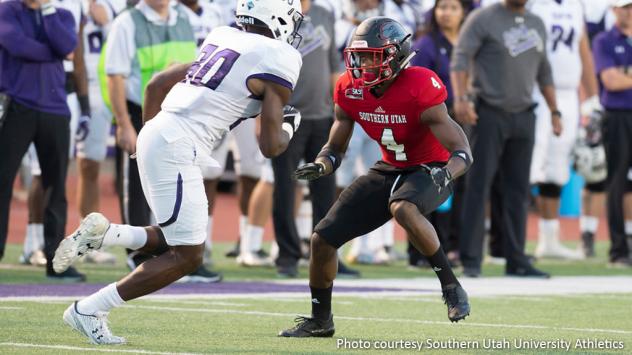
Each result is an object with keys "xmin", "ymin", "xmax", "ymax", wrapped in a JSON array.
[
  {"xmin": 539, "ymin": 183, "xmax": 562, "ymax": 198},
  {"xmin": 586, "ymin": 180, "xmax": 606, "ymax": 193}
]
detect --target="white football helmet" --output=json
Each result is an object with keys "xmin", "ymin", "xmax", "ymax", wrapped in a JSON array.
[
  {"xmin": 573, "ymin": 141, "xmax": 607, "ymax": 184},
  {"xmin": 235, "ymin": 0, "xmax": 304, "ymax": 46}
]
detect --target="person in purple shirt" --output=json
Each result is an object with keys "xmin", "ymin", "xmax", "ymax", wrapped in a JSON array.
[
  {"xmin": 0, "ymin": 0, "xmax": 82, "ymax": 280},
  {"xmin": 409, "ymin": 0, "xmax": 466, "ymax": 268},
  {"xmin": 592, "ymin": 0, "xmax": 632, "ymax": 268}
]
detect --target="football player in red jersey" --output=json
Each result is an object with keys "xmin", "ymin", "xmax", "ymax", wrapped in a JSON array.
[{"xmin": 279, "ymin": 16, "xmax": 472, "ymax": 338}]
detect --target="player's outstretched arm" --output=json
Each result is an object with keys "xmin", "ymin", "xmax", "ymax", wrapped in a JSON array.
[
  {"xmin": 256, "ymin": 79, "xmax": 294, "ymax": 158},
  {"xmin": 295, "ymin": 104, "xmax": 354, "ymax": 180},
  {"xmin": 421, "ymin": 103, "xmax": 472, "ymax": 180},
  {"xmin": 143, "ymin": 63, "xmax": 192, "ymax": 124}
]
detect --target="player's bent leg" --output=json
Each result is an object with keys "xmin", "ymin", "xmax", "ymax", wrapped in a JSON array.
[
  {"xmin": 279, "ymin": 232, "xmax": 336, "ymax": 338},
  {"xmin": 390, "ymin": 200, "xmax": 470, "ymax": 322}
]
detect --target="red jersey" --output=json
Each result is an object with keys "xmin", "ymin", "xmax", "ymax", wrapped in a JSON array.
[{"xmin": 334, "ymin": 67, "xmax": 450, "ymax": 168}]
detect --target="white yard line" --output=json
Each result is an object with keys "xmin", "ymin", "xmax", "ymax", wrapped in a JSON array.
[
  {"xmin": 0, "ymin": 342, "xmax": 202, "ymax": 355},
  {"xmin": 0, "ymin": 306, "xmax": 23, "ymax": 310},
  {"xmin": 125, "ymin": 304, "xmax": 632, "ymax": 336}
]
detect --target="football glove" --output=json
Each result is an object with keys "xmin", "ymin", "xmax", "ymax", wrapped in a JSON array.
[
  {"xmin": 430, "ymin": 167, "xmax": 452, "ymax": 193},
  {"xmin": 75, "ymin": 115, "xmax": 90, "ymax": 142},
  {"xmin": 282, "ymin": 105, "xmax": 301, "ymax": 140},
  {"xmin": 294, "ymin": 162, "xmax": 325, "ymax": 181}
]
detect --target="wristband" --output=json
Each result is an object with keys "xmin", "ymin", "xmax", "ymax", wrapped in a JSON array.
[
  {"xmin": 281, "ymin": 122, "xmax": 294, "ymax": 140},
  {"xmin": 450, "ymin": 150, "xmax": 472, "ymax": 171},
  {"xmin": 551, "ymin": 110, "xmax": 562, "ymax": 118},
  {"xmin": 78, "ymin": 95, "xmax": 91, "ymax": 117},
  {"xmin": 316, "ymin": 147, "xmax": 342, "ymax": 172},
  {"xmin": 41, "ymin": 3, "xmax": 56, "ymax": 16}
]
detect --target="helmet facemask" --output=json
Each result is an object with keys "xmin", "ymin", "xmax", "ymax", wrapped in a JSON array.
[{"xmin": 344, "ymin": 44, "xmax": 399, "ymax": 88}]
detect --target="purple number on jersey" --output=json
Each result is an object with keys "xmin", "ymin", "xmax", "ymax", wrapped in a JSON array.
[
  {"xmin": 87, "ymin": 31, "xmax": 104, "ymax": 54},
  {"xmin": 186, "ymin": 43, "xmax": 241, "ymax": 90},
  {"xmin": 551, "ymin": 25, "xmax": 575, "ymax": 52}
]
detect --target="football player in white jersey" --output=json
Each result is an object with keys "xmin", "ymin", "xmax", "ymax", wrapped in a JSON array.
[
  {"xmin": 52, "ymin": 0, "xmax": 304, "ymax": 344},
  {"xmin": 528, "ymin": 0, "xmax": 600, "ymax": 259}
]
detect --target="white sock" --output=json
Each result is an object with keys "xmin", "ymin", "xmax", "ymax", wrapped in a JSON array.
[
  {"xmin": 77, "ymin": 283, "xmax": 125, "ymax": 315},
  {"xmin": 205, "ymin": 216, "xmax": 213, "ymax": 251},
  {"xmin": 625, "ymin": 220, "xmax": 632, "ymax": 236},
  {"xmin": 34, "ymin": 223, "xmax": 44, "ymax": 250},
  {"xmin": 580, "ymin": 215, "xmax": 599, "ymax": 234},
  {"xmin": 239, "ymin": 215, "xmax": 247, "ymax": 238},
  {"xmin": 539, "ymin": 218, "xmax": 559, "ymax": 241},
  {"xmin": 23, "ymin": 224, "xmax": 37, "ymax": 255},
  {"xmin": 246, "ymin": 224, "xmax": 264, "ymax": 252},
  {"xmin": 102, "ymin": 224, "xmax": 147, "ymax": 250},
  {"xmin": 381, "ymin": 219, "xmax": 394, "ymax": 247},
  {"xmin": 239, "ymin": 230, "xmax": 251, "ymax": 255},
  {"xmin": 484, "ymin": 218, "xmax": 491, "ymax": 233}
]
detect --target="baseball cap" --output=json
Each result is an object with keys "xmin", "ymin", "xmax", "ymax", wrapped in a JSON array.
[{"xmin": 613, "ymin": 0, "xmax": 632, "ymax": 7}]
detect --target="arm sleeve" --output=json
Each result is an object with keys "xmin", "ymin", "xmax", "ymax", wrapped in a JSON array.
[
  {"xmin": 592, "ymin": 34, "xmax": 616, "ymax": 74},
  {"xmin": 536, "ymin": 22, "xmax": 554, "ymax": 88},
  {"xmin": 450, "ymin": 9, "xmax": 485, "ymax": 72},
  {"xmin": 42, "ymin": 8, "xmax": 78, "ymax": 57},
  {"xmin": 0, "ymin": 5, "xmax": 57, "ymax": 61},
  {"xmin": 416, "ymin": 68, "xmax": 448, "ymax": 109},
  {"xmin": 104, "ymin": 14, "xmax": 135, "ymax": 76}
]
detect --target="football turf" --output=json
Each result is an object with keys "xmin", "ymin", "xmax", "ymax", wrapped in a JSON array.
[{"xmin": 1, "ymin": 242, "xmax": 631, "ymax": 354}]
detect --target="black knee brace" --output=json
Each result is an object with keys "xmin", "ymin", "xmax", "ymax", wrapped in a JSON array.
[
  {"xmin": 539, "ymin": 183, "xmax": 562, "ymax": 198},
  {"xmin": 586, "ymin": 181, "xmax": 606, "ymax": 193}
]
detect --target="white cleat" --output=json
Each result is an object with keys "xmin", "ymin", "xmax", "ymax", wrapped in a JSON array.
[
  {"xmin": 53, "ymin": 213, "xmax": 110, "ymax": 273},
  {"xmin": 236, "ymin": 252, "xmax": 274, "ymax": 267},
  {"xmin": 63, "ymin": 302, "xmax": 126, "ymax": 345},
  {"xmin": 535, "ymin": 242, "xmax": 585, "ymax": 260},
  {"xmin": 83, "ymin": 250, "xmax": 117, "ymax": 265}
]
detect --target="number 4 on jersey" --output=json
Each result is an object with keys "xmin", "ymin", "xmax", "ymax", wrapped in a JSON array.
[
  {"xmin": 431, "ymin": 76, "xmax": 441, "ymax": 89},
  {"xmin": 381, "ymin": 128, "xmax": 407, "ymax": 161}
]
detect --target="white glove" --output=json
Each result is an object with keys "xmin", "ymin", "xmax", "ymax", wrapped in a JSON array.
[
  {"xmin": 281, "ymin": 105, "xmax": 301, "ymax": 140},
  {"xmin": 580, "ymin": 95, "xmax": 603, "ymax": 117}
]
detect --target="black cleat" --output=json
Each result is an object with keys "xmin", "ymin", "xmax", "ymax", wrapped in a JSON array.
[
  {"xmin": 505, "ymin": 265, "xmax": 550, "ymax": 278},
  {"xmin": 337, "ymin": 261, "xmax": 360, "ymax": 278},
  {"xmin": 225, "ymin": 241, "xmax": 240, "ymax": 258},
  {"xmin": 279, "ymin": 315, "xmax": 335, "ymax": 337},
  {"xmin": 442, "ymin": 284, "xmax": 470, "ymax": 323},
  {"xmin": 581, "ymin": 232, "xmax": 595, "ymax": 257},
  {"xmin": 47, "ymin": 266, "xmax": 86, "ymax": 283}
]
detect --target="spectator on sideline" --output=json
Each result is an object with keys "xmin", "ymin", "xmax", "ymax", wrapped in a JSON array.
[
  {"xmin": 410, "ymin": 0, "xmax": 466, "ymax": 267},
  {"xmin": 451, "ymin": 0, "xmax": 559, "ymax": 278},
  {"xmin": 0, "ymin": 0, "xmax": 80, "ymax": 280},
  {"xmin": 592, "ymin": 0, "xmax": 632, "ymax": 267}
]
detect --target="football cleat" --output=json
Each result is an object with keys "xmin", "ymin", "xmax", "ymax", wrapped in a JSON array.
[
  {"xmin": 442, "ymin": 284, "xmax": 470, "ymax": 323},
  {"xmin": 84, "ymin": 250, "xmax": 117, "ymax": 265},
  {"xmin": 580, "ymin": 231, "xmax": 595, "ymax": 258},
  {"xmin": 63, "ymin": 302, "xmax": 125, "ymax": 345},
  {"xmin": 236, "ymin": 252, "xmax": 274, "ymax": 267},
  {"xmin": 53, "ymin": 213, "xmax": 110, "ymax": 273},
  {"xmin": 279, "ymin": 315, "xmax": 335, "ymax": 337}
]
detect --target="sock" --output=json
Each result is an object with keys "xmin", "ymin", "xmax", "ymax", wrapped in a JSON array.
[
  {"xmin": 77, "ymin": 283, "xmax": 125, "ymax": 315},
  {"xmin": 539, "ymin": 218, "xmax": 559, "ymax": 240},
  {"xmin": 239, "ymin": 215, "xmax": 247, "ymax": 238},
  {"xmin": 310, "ymin": 286, "xmax": 332, "ymax": 320},
  {"xmin": 426, "ymin": 248, "xmax": 459, "ymax": 288},
  {"xmin": 246, "ymin": 224, "xmax": 264, "ymax": 252},
  {"xmin": 484, "ymin": 218, "xmax": 491, "ymax": 233},
  {"xmin": 381, "ymin": 220, "xmax": 394, "ymax": 247},
  {"xmin": 23, "ymin": 224, "xmax": 36, "ymax": 255},
  {"xmin": 580, "ymin": 215, "xmax": 599, "ymax": 234},
  {"xmin": 296, "ymin": 199, "xmax": 312, "ymax": 240},
  {"xmin": 625, "ymin": 220, "xmax": 632, "ymax": 236},
  {"xmin": 239, "ymin": 231, "xmax": 251, "ymax": 255},
  {"xmin": 205, "ymin": 216, "xmax": 213, "ymax": 251},
  {"xmin": 102, "ymin": 224, "xmax": 147, "ymax": 250},
  {"xmin": 34, "ymin": 223, "xmax": 44, "ymax": 250}
]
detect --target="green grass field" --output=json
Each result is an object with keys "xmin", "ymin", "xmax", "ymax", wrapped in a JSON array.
[{"xmin": 1, "ymin": 241, "xmax": 631, "ymax": 354}]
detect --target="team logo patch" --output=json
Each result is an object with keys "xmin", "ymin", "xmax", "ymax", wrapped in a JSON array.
[{"xmin": 345, "ymin": 88, "xmax": 364, "ymax": 100}]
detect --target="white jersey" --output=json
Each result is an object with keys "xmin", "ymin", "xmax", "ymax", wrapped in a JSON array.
[
  {"xmin": 180, "ymin": 2, "xmax": 225, "ymax": 47},
  {"xmin": 528, "ymin": 0, "xmax": 585, "ymax": 90},
  {"xmin": 160, "ymin": 26, "xmax": 302, "ymax": 160},
  {"xmin": 82, "ymin": 0, "xmax": 127, "ymax": 82},
  {"xmin": 53, "ymin": 0, "xmax": 84, "ymax": 72},
  {"xmin": 579, "ymin": 0, "xmax": 614, "ymax": 32}
]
